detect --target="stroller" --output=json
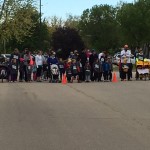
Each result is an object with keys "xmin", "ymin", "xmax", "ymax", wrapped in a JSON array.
[
  {"xmin": 136, "ymin": 59, "xmax": 150, "ymax": 80},
  {"xmin": 49, "ymin": 64, "xmax": 59, "ymax": 83},
  {"xmin": 0, "ymin": 64, "xmax": 9, "ymax": 82}
]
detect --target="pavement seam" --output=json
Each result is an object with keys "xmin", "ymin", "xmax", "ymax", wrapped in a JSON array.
[{"xmin": 66, "ymin": 84, "xmax": 150, "ymax": 130}]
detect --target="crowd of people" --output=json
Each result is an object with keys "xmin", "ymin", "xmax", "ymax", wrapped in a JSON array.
[{"xmin": 1, "ymin": 44, "xmax": 149, "ymax": 83}]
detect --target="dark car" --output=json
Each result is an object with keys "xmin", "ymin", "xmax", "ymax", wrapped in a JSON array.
[{"xmin": 0, "ymin": 54, "xmax": 11, "ymax": 62}]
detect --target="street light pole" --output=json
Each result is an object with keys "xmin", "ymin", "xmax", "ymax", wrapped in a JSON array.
[
  {"xmin": 40, "ymin": 0, "xmax": 41, "ymax": 25},
  {"xmin": 39, "ymin": 0, "xmax": 42, "ymax": 49}
]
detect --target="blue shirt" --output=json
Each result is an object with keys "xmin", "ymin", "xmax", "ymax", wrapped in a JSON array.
[
  {"xmin": 102, "ymin": 62, "xmax": 110, "ymax": 72},
  {"xmin": 47, "ymin": 56, "xmax": 58, "ymax": 65}
]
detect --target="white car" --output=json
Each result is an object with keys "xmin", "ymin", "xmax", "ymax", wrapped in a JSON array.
[{"xmin": 112, "ymin": 52, "xmax": 135, "ymax": 65}]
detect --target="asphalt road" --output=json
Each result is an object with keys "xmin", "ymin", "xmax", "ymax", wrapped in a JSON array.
[{"xmin": 0, "ymin": 81, "xmax": 150, "ymax": 150}]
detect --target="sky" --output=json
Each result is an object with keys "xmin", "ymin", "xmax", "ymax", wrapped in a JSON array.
[{"xmin": 39, "ymin": 0, "xmax": 134, "ymax": 20}]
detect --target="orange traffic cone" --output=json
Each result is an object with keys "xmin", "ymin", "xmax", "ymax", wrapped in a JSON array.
[
  {"xmin": 63, "ymin": 74, "xmax": 67, "ymax": 84},
  {"xmin": 62, "ymin": 74, "xmax": 67, "ymax": 84},
  {"xmin": 112, "ymin": 72, "xmax": 118, "ymax": 83}
]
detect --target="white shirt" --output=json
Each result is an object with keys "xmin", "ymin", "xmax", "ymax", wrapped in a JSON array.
[
  {"xmin": 121, "ymin": 49, "xmax": 132, "ymax": 63},
  {"xmin": 98, "ymin": 53, "xmax": 104, "ymax": 60},
  {"xmin": 35, "ymin": 55, "xmax": 43, "ymax": 66}
]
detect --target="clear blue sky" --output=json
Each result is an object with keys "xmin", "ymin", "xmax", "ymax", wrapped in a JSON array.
[{"xmin": 39, "ymin": 0, "xmax": 134, "ymax": 19}]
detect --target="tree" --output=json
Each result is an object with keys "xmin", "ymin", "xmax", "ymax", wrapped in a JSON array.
[
  {"xmin": 116, "ymin": 0, "xmax": 150, "ymax": 47},
  {"xmin": 79, "ymin": 5, "xmax": 119, "ymax": 51},
  {"xmin": 51, "ymin": 27, "xmax": 84, "ymax": 59},
  {"xmin": 64, "ymin": 14, "xmax": 80, "ymax": 29},
  {"xmin": 0, "ymin": 0, "xmax": 36, "ymax": 52}
]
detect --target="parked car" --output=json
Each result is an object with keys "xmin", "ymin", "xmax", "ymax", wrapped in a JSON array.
[
  {"xmin": 112, "ymin": 52, "xmax": 135, "ymax": 65},
  {"xmin": 0, "ymin": 54, "xmax": 11, "ymax": 61}
]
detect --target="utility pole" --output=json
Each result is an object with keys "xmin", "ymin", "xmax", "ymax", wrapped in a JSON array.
[
  {"xmin": 39, "ymin": 0, "xmax": 42, "ymax": 49},
  {"xmin": 40, "ymin": 0, "xmax": 42, "ymax": 26}
]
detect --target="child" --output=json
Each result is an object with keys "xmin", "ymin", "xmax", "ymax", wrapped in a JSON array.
[
  {"xmin": 43, "ymin": 61, "xmax": 48, "ymax": 81},
  {"xmin": 99, "ymin": 56, "xmax": 105, "ymax": 81},
  {"xmin": 93, "ymin": 58, "xmax": 100, "ymax": 82},
  {"xmin": 120, "ymin": 55, "xmax": 129, "ymax": 81},
  {"xmin": 27, "ymin": 59, "xmax": 32, "ymax": 82},
  {"xmin": 137, "ymin": 49, "xmax": 144, "ymax": 61},
  {"xmin": 136, "ymin": 49, "xmax": 144, "ymax": 80},
  {"xmin": 32, "ymin": 58, "xmax": 37, "ymax": 81},
  {"xmin": 19, "ymin": 58, "xmax": 24, "ymax": 82},
  {"xmin": 66, "ymin": 59, "xmax": 72, "ymax": 82},
  {"xmin": 84, "ymin": 61, "xmax": 91, "ymax": 82},
  {"xmin": 10, "ymin": 59, "xmax": 18, "ymax": 82},
  {"xmin": 102, "ymin": 59, "xmax": 110, "ymax": 82},
  {"xmin": 108, "ymin": 57, "xmax": 113, "ymax": 81},
  {"xmin": 76, "ymin": 58, "xmax": 83, "ymax": 82},
  {"xmin": 58, "ymin": 58, "xmax": 65, "ymax": 81},
  {"xmin": 71, "ymin": 59, "xmax": 79, "ymax": 83}
]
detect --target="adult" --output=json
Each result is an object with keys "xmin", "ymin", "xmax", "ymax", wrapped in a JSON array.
[
  {"xmin": 23, "ymin": 50, "xmax": 32, "ymax": 82},
  {"xmin": 120, "ymin": 45, "xmax": 133, "ymax": 81},
  {"xmin": 35, "ymin": 50, "xmax": 44, "ymax": 82},
  {"xmin": 47, "ymin": 51, "xmax": 58, "ymax": 65},
  {"xmin": 86, "ymin": 49, "xmax": 91, "ymax": 61},
  {"xmin": 74, "ymin": 50, "xmax": 80, "ymax": 60},
  {"xmin": 80, "ymin": 49, "xmax": 87, "ymax": 81},
  {"xmin": 89, "ymin": 50, "xmax": 98, "ymax": 81},
  {"xmin": 68, "ymin": 51, "xmax": 75, "ymax": 60},
  {"xmin": 19, "ymin": 48, "xmax": 28, "ymax": 81},
  {"xmin": 98, "ymin": 51, "xmax": 105, "ymax": 61}
]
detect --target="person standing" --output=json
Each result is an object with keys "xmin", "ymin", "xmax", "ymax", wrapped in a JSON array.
[
  {"xmin": 68, "ymin": 51, "xmax": 75, "ymax": 60},
  {"xmin": 35, "ymin": 50, "xmax": 44, "ymax": 82},
  {"xmin": 58, "ymin": 58, "xmax": 65, "ymax": 81},
  {"xmin": 19, "ymin": 58, "xmax": 24, "ymax": 82},
  {"xmin": 80, "ymin": 49, "xmax": 87, "ymax": 81},
  {"xmin": 93, "ymin": 58, "xmax": 100, "ymax": 82},
  {"xmin": 47, "ymin": 51, "xmax": 58, "ymax": 81},
  {"xmin": 23, "ymin": 51, "xmax": 32, "ymax": 82},
  {"xmin": 89, "ymin": 50, "xmax": 98, "ymax": 81},
  {"xmin": 102, "ymin": 58, "xmax": 110, "ymax": 82},
  {"xmin": 108, "ymin": 57, "xmax": 113, "ymax": 81},
  {"xmin": 76, "ymin": 58, "xmax": 83, "ymax": 82},
  {"xmin": 19, "ymin": 48, "xmax": 28, "ymax": 81},
  {"xmin": 84, "ymin": 61, "xmax": 91, "ymax": 82},
  {"xmin": 98, "ymin": 51, "xmax": 105, "ymax": 61},
  {"xmin": 10, "ymin": 48, "xmax": 20, "ymax": 81},
  {"xmin": 120, "ymin": 45, "xmax": 133, "ymax": 81},
  {"xmin": 32, "ymin": 58, "xmax": 37, "ymax": 81},
  {"xmin": 10, "ymin": 59, "xmax": 18, "ymax": 82}
]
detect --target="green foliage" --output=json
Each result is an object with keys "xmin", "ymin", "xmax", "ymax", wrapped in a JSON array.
[
  {"xmin": 79, "ymin": 5, "xmax": 119, "ymax": 51},
  {"xmin": 64, "ymin": 14, "xmax": 80, "ymax": 29},
  {"xmin": 117, "ymin": 0, "xmax": 150, "ymax": 47},
  {"xmin": 51, "ymin": 27, "xmax": 84, "ymax": 59},
  {"xmin": 1, "ymin": 0, "xmax": 150, "ymax": 55},
  {"xmin": 0, "ymin": 0, "xmax": 36, "ymax": 52},
  {"xmin": 8, "ymin": 12, "xmax": 51, "ymax": 52}
]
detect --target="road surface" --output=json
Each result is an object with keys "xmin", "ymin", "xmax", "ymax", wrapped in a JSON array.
[{"xmin": 0, "ymin": 81, "xmax": 150, "ymax": 150}]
